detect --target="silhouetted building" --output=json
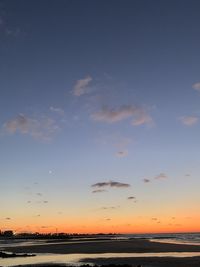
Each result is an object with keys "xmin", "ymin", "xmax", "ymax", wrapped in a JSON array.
[{"xmin": 3, "ymin": 230, "xmax": 14, "ymax": 237}]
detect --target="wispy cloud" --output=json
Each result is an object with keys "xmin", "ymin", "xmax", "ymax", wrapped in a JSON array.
[
  {"xmin": 127, "ymin": 196, "xmax": 136, "ymax": 200},
  {"xmin": 41, "ymin": 226, "xmax": 50, "ymax": 229},
  {"xmin": 114, "ymin": 136, "xmax": 131, "ymax": 158},
  {"xmin": 143, "ymin": 178, "xmax": 151, "ymax": 183},
  {"xmin": 180, "ymin": 116, "xmax": 199, "ymax": 126},
  {"xmin": 115, "ymin": 136, "xmax": 131, "ymax": 149},
  {"xmin": 92, "ymin": 189, "xmax": 107, "ymax": 193},
  {"xmin": 50, "ymin": 106, "xmax": 64, "ymax": 116},
  {"xmin": 0, "ymin": 15, "xmax": 21, "ymax": 37},
  {"xmin": 132, "ymin": 109, "xmax": 152, "ymax": 126},
  {"xmin": 91, "ymin": 180, "xmax": 131, "ymax": 189},
  {"xmin": 91, "ymin": 105, "xmax": 152, "ymax": 126},
  {"xmin": 96, "ymin": 134, "xmax": 132, "ymax": 158},
  {"xmin": 73, "ymin": 75, "xmax": 92, "ymax": 96},
  {"xmin": 142, "ymin": 174, "xmax": 167, "ymax": 183},
  {"xmin": 99, "ymin": 206, "xmax": 120, "ymax": 210},
  {"xmin": 155, "ymin": 173, "xmax": 168, "ymax": 180},
  {"xmin": 192, "ymin": 82, "xmax": 200, "ymax": 91},
  {"xmin": 3, "ymin": 114, "xmax": 59, "ymax": 141},
  {"xmin": 57, "ymin": 212, "xmax": 63, "ymax": 215},
  {"xmin": 116, "ymin": 150, "xmax": 128, "ymax": 158},
  {"xmin": 5, "ymin": 27, "xmax": 20, "ymax": 37}
]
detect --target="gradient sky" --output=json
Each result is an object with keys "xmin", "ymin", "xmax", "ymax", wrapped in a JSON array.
[{"xmin": 1, "ymin": 0, "xmax": 200, "ymax": 234}]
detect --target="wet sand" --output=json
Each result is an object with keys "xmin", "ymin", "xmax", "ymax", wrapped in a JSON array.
[
  {"xmin": 1, "ymin": 239, "xmax": 200, "ymax": 266},
  {"xmin": 3, "ymin": 238, "xmax": 200, "ymax": 254},
  {"xmin": 80, "ymin": 256, "xmax": 200, "ymax": 267}
]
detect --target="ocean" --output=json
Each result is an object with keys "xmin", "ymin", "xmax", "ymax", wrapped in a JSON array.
[{"xmin": 121, "ymin": 232, "xmax": 200, "ymax": 245}]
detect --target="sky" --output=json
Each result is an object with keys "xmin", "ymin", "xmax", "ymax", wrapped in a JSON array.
[{"xmin": 0, "ymin": 0, "xmax": 200, "ymax": 234}]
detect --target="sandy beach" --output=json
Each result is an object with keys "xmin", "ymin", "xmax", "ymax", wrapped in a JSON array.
[
  {"xmin": 1, "ymin": 239, "xmax": 200, "ymax": 266},
  {"xmin": 80, "ymin": 256, "xmax": 200, "ymax": 267},
  {"xmin": 3, "ymin": 238, "xmax": 200, "ymax": 254}
]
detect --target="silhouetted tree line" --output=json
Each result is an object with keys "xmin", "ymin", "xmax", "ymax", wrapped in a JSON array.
[{"xmin": 0, "ymin": 230, "xmax": 116, "ymax": 240}]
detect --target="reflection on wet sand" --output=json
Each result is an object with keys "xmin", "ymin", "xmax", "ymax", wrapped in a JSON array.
[{"xmin": 2, "ymin": 252, "xmax": 200, "ymax": 267}]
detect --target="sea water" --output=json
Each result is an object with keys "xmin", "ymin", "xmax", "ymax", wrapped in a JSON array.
[{"xmin": 120, "ymin": 232, "xmax": 200, "ymax": 245}]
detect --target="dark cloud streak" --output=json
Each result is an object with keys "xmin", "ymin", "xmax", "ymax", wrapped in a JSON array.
[{"xmin": 91, "ymin": 180, "xmax": 130, "ymax": 188}]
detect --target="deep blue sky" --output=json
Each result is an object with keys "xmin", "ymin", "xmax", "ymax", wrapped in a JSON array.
[{"xmin": 0, "ymin": 0, "xmax": 200, "ymax": 233}]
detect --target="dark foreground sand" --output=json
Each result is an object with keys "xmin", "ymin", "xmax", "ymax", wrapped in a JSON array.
[
  {"xmin": 3, "ymin": 239, "xmax": 200, "ymax": 254},
  {"xmin": 2, "ymin": 239, "xmax": 200, "ymax": 267},
  {"xmin": 80, "ymin": 256, "xmax": 200, "ymax": 267}
]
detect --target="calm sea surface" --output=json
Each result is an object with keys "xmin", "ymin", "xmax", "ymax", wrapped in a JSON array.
[{"xmin": 123, "ymin": 232, "xmax": 200, "ymax": 245}]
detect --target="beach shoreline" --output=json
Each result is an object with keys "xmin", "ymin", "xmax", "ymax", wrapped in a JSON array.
[
  {"xmin": 1, "ymin": 239, "xmax": 200, "ymax": 267},
  {"xmin": 2, "ymin": 238, "xmax": 200, "ymax": 254}
]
